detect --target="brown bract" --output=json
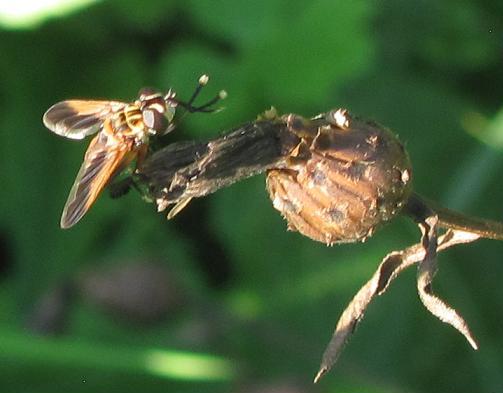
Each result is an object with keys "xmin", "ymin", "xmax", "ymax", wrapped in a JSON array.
[{"xmin": 267, "ymin": 110, "xmax": 412, "ymax": 245}]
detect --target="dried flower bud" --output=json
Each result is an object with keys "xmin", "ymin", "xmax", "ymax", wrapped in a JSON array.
[{"xmin": 266, "ymin": 109, "xmax": 412, "ymax": 245}]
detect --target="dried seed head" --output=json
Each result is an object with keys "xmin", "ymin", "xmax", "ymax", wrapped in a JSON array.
[{"xmin": 267, "ymin": 109, "xmax": 413, "ymax": 245}]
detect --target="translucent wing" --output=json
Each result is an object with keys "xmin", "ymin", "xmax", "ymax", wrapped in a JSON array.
[
  {"xmin": 43, "ymin": 100, "xmax": 125, "ymax": 140},
  {"xmin": 60, "ymin": 124, "xmax": 135, "ymax": 228}
]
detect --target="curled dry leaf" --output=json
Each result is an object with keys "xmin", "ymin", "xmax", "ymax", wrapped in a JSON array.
[
  {"xmin": 416, "ymin": 215, "xmax": 479, "ymax": 351},
  {"xmin": 314, "ymin": 226, "xmax": 482, "ymax": 383}
]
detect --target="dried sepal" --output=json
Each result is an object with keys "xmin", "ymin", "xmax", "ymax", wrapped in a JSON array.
[
  {"xmin": 314, "ymin": 227, "xmax": 481, "ymax": 383},
  {"xmin": 417, "ymin": 215, "xmax": 479, "ymax": 350},
  {"xmin": 406, "ymin": 193, "xmax": 503, "ymax": 241},
  {"xmin": 313, "ymin": 251, "xmax": 404, "ymax": 383}
]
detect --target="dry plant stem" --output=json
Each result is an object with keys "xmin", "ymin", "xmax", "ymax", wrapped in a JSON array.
[
  {"xmin": 314, "ymin": 227, "xmax": 481, "ymax": 383},
  {"xmin": 138, "ymin": 119, "xmax": 299, "ymax": 215},
  {"xmin": 408, "ymin": 193, "xmax": 503, "ymax": 240}
]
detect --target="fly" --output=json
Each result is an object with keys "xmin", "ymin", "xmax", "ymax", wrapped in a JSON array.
[{"xmin": 43, "ymin": 75, "xmax": 224, "ymax": 228}]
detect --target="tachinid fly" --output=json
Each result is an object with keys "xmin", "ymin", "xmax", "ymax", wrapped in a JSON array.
[
  {"xmin": 43, "ymin": 89, "xmax": 177, "ymax": 228},
  {"xmin": 43, "ymin": 75, "xmax": 224, "ymax": 229}
]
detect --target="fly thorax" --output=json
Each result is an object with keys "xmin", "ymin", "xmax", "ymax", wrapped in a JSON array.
[{"xmin": 124, "ymin": 104, "xmax": 145, "ymax": 137}]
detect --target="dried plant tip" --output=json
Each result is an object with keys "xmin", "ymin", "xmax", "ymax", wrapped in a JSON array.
[
  {"xmin": 314, "ymin": 228, "xmax": 483, "ymax": 383},
  {"xmin": 417, "ymin": 215, "xmax": 479, "ymax": 349},
  {"xmin": 219, "ymin": 90, "xmax": 228, "ymax": 100},
  {"xmin": 326, "ymin": 108, "xmax": 350, "ymax": 129},
  {"xmin": 267, "ymin": 111, "xmax": 412, "ymax": 245},
  {"xmin": 156, "ymin": 197, "xmax": 169, "ymax": 212},
  {"xmin": 313, "ymin": 368, "xmax": 327, "ymax": 384},
  {"xmin": 167, "ymin": 197, "xmax": 193, "ymax": 220},
  {"xmin": 314, "ymin": 249, "xmax": 408, "ymax": 382},
  {"xmin": 258, "ymin": 107, "xmax": 279, "ymax": 121}
]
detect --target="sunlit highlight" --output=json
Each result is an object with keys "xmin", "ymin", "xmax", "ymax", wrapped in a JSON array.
[
  {"xmin": 144, "ymin": 349, "xmax": 236, "ymax": 381},
  {"xmin": 0, "ymin": 0, "xmax": 100, "ymax": 29}
]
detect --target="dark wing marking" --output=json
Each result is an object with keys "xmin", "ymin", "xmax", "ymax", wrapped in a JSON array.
[
  {"xmin": 43, "ymin": 100, "xmax": 125, "ymax": 140},
  {"xmin": 60, "ymin": 124, "xmax": 135, "ymax": 228}
]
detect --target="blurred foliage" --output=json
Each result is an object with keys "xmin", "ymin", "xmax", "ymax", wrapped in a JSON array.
[{"xmin": 1, "ymin": 0, "xmax": 503, "ymax": 392}]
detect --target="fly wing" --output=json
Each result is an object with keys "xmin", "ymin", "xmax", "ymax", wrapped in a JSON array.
[
  {"xmin": 60, "ymin": 126, "xmax": 135, "ymax": 228},
  {"xmin": 43, "ymin": 100, "xmax": 125, "ymax": 140}
]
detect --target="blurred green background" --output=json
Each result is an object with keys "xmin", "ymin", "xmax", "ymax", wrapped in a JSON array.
[{"xmin": 1, "ymin": 0, "xmax": 503, "ymax": 392}]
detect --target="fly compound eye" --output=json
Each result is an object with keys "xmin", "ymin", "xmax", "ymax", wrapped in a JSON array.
[{"xmin": 142, "ymin": 108, "xmax": 169, "ymax": 134}]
